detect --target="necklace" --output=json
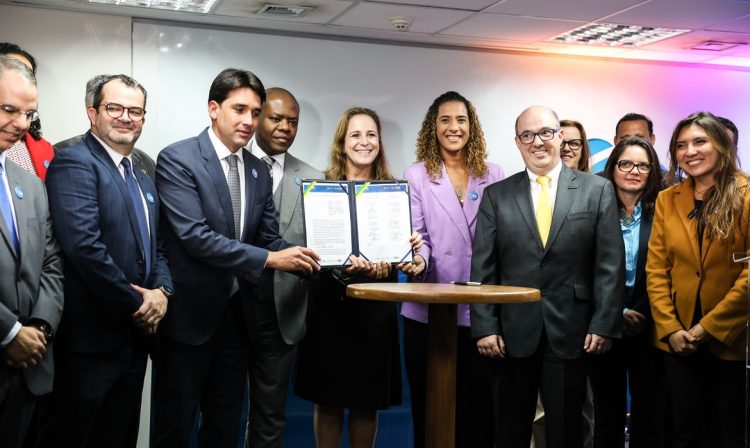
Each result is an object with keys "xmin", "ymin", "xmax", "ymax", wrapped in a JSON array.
[
  {"xmin": 619, "ymin": 209, "xmax": 635, "ymax": 228},
  {"xmin": 455, "ymin": 186, "xmax": 464, "ymax": 204}
]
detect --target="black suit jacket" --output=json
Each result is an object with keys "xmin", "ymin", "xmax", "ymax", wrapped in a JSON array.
[
  {"xmin": 46, "ymin": 132, "xmax": 172, "ymax": 353},
  {"xmin": 470, "ymin": 164, "xmax": 625, "ymax": 359}
]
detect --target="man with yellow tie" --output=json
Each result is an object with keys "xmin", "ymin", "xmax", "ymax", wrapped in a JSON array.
[{"xmin": 470, "ymin": 105, "xmax": 624, "ymax": 448}]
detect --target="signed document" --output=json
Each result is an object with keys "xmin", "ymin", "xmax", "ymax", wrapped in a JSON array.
[{"xmin": 301, "ymin": 180, "xmax": 413, "ymax": 267}]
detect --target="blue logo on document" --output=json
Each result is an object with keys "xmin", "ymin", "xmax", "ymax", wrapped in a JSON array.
[
  {"xmin": 146, "ymin": 192, "xmax": 155, "ymax": 204},
  {"xmin": 14, "ymin": 186, "xmax": 23, "ymax": 199}
]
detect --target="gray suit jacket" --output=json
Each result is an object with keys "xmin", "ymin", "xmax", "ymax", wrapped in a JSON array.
[
  {"xmin": 470, "ymin": 164, "xmax": 624, "ymax": 360},
  {"xmin": 0, "ymin": 160, "xmax": 64, "ymax": 395},
  {"xmin": 264, "ymin": 153, "xmax": 322, "ymax": 345}
]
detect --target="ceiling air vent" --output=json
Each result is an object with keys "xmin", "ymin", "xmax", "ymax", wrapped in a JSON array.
[
  {"xmin": 690, "ymin": 41, "xmax": 746, "ymax": 51},
  {"xmin": 256, "ymin": 3, "xmax": 315, "ymax": 17}
]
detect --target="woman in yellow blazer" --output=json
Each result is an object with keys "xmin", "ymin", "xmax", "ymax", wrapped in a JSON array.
[{"xmin": 647, "ymin": 111, "xmax": 748, "ymax": 448}]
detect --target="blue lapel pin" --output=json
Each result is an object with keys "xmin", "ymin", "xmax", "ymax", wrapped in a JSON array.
[
  {"xmin": 469, "ymin": 191, "xmax": 478, "ymax": 201},
  {"xmin": 14, "ymin": 186, "xmax": 23, "ymax": 199},
  {"xmin": 252, "ymin": 168, "xmax": 258, "ymax": 179},
  {"xmin": 43, "ymin": 160, "xmax": 50, "ymax": 168},
  {"xmin": 295, "ymin": 176, "xmax": 301, "ymax": 186},
  {"xmin": 146, "ymin": 192, "xmax": 155, "ymax": 204}
]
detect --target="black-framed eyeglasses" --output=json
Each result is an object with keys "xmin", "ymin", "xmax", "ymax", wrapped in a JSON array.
[
  {"xmin": 617, "ymin": 160, "xmax": 652, "ymax": 173},
  {"xmin": 0, "ymin": 103, "xmax": 39, "ymax": 123},
  {"xmin": 99, "ymin": 103, "xmax": 146, "ymax": 121},
  {"xmin": 517, "ymin": 128, "xmax": 559, "ymax": 144},
  {"xmin": 561, "ymin": 139, "xmax": 583, "ymax": 151}
]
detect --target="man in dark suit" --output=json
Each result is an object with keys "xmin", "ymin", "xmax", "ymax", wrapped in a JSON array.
[
  {"xmin": 246, "ymin": 87, "xmax": 322, "ymax": 447},
  {"xmin": 471, "ymin": 105, "xmax": 624, "ymax": 448},
  {"xmin": 0, "ymin": 56, "xmax": 64, "ymax": 448},
  {"xmin": 46, "ymin": 74, "xmax": 173, "ymax": 447},
  {"xmin": 152, "ymin": 69, "xmax": 319, "ymax": 448},
  {"xmin": 54, "ymin": 74, "xmax": 156, "ymax": 179}
]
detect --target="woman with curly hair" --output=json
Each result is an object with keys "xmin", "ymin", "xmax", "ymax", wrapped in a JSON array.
[
  {"xmin": 295, "ymin": 107, "xmax": 425, "ymax": 448},
  {"xmin": 647, "ymin": 111, "xmax": 749, "ymax": 447},
  {"xmin": 402, "ymin": 91, "xmax": 504, "ymax": 448}
]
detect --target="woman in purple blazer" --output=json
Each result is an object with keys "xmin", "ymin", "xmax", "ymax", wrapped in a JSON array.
[{"xmin": 402, "ymin": 91, "xmax": 504, "ymax": 448}]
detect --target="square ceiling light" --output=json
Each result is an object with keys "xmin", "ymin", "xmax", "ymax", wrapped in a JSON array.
[
  {"xmin": 550, "ymin": 23, "xmax": 690, "ymax": 47},
  {"xmin": 88, "ymin": 0, "xmax": 216, "ymax": 14}
]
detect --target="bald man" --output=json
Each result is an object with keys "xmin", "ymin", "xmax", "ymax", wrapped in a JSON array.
[
  {"xmin": 470, "ymin": 106, "xmax": 624, "ymax": 448},
  {"xmin": 245, "ymin": 87, "xmax": 322, "ymax": 447}
]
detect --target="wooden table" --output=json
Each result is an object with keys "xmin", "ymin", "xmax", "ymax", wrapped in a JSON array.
[{"xmin": 346, "ymin": 283, "xmax": 540, "ymax": 448}]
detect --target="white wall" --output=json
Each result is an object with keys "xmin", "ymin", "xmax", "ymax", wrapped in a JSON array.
[{"xmin": 2, "ymin": 4, "xmax": 749, "ymax": 177}]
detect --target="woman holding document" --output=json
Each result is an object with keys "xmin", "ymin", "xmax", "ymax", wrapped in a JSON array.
[
  {"xmin": 294, "ymin": 107, "xmax": 425, "ymax": 448},
  {"xmin": 402, "ymin": 91, "xmax": 504, "ymax": 448}
]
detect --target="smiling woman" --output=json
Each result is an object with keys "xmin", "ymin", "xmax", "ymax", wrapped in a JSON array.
[{"xmin": 559, "ymin": 119, "xmax": 591, "ymax": 173}]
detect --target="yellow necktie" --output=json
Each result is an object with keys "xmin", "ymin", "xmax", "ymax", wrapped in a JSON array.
[{"xmin": 536, "ymin": 176, "xmax": 552, "ymax": 246}]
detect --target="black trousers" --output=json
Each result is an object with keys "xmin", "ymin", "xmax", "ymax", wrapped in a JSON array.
[
  {"xmin": 403, "ymin": 317, "xmax": 494, "ymax": 448},
  {"xmin": 151, "ymin": 294, "xmax": 249, "ymax": 448},
  {"xmin": 245, "ymin": 289, "xmax": 295, "ymax": 448},
  {"xmin": 589, "ymin": 335, "xmax": 669, "ymax": 448},
  {"xmin": 497, "ymin": 334, "xmax": 588, "ymax": 448},
  {"xmin": 52, "ymin": 339, "xmax": 148, "ymax": 448},
  {"xmin": 664, "ymin": 348, "xmax": 745, "ymax": 448},
  {"xmin": 0, "ymin": 370, "xmax": 37, "ymax": 448}
]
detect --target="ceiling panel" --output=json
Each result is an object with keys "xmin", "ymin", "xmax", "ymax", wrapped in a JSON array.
[
  {"xmin": 485, "ymin": 0, "xmax": 646, "ymax": 22},
  {"xmin": 332, "ymin": 2, "xmax": 473, "ymax": 33},
  {"xmin": 365, "ymin": 0, "xmax": 499, "ymax": 11},
  {"xmin": 708, "ymin": 13, "xmax": 750, "ymax": 33},
  {"xmin": 214, "ymin": 0, "xmax": 354, "ymax": 23},
  {"xmin": 440, "ymin": 13, "xmax": 584, "ymax": 42},
  {"xmin": 641, "ymin": 29, "xmax": 750, "ymax": 55},
  {"xmin": 606, "ymin": 0, "xmax": 750, "ymax": 29}
]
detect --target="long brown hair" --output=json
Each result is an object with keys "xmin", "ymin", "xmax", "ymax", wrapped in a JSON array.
[
  {"xmin": 324, "ymin": 107, "xmax": 393, "ymax": 181},
  {"xmin": 667, "ymin": 111, "xmax": 748, "ymax": 241},
  {"xmin": 560, "ymin": 119, "xmax": 591, "ymax": 173},
  {"xmin": 603, "ymin": 136, "xmax": 662, "ymax": 213},
  {"xmin": 415, "ymin": 91, "xmax": 489, "ymax": 181}
]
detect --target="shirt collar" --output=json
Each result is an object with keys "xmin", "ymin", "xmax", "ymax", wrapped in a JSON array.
[
  {"xmin": 526, "ymin": 160, "xmax": 563, "ymax": 184},
  {"xmin": 209, "ymin": 126, "xmax": 245, "ymax": 165},
  {"xmin": 91, "ymin": 133, "xmax": 134, "ymax": 172},
  {"xmin": 249, "ymin": 138, "xmax": 286, "ymax": 170}
]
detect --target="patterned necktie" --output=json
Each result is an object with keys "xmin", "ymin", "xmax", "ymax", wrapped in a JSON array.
[
  {"xmin": 261, "ymin": 155, "xmax": 274, "ymax": 179},
  {"xmin": 0, "ymin": 162, "xmax": 20, "ymax": 255},
  {"xmin": 226, "ymin": 154, "xmax": 241, "ymax": 296},
  {"xmin": 122, "ymin": 158, "xmax": 151, "ymax": 277},
  {"xmin": 226, "ymin": 154, "xmax": 241, "ymax": 239},
  {"xmin": 536, "ymin": 175, "xmax": 552, "ymax": 247}
]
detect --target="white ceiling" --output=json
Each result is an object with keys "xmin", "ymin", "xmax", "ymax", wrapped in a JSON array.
[{"xmin": 6, "ymin": 0, "xmax": 750, "ymax": 67}]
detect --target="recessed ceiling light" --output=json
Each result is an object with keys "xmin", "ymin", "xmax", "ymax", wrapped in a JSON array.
[
  {"xmin": 88, "ymin": 0, "xmax": 216, "ymax": 14},
  {"xmin": 549, "ymin": 23, "xmax": 690, "ymax": 47}
]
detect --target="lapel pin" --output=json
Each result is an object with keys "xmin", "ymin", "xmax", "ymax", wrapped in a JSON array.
[
  {"xmin": 14, "ymin": 186, "xmax": 24, "ymax": 199},
  {"xmin": 43, "ymin": 160, "xmax": 50, "ymax": 168},
  {"xmin": 252, "ymin": 168, "xmax": 258, "ymax": 179},
  {"xmin": 295, "ymin": 176, "xmax": 301, "ymax": 186},
  {"xmin": 146, "ymin": 192, "xmax": 155, "ymax": 204},
  {"xmin": 469, "ymin": 191, "xmax": 478, "ymax": 201}
]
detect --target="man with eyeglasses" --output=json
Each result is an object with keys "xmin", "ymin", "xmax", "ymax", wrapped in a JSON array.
[
  {"xmin": 54, "ymin": 74, "xmax": 157, "ymax": 179},
  {"xmin": 471, "ymin": 105, "xmax": 624, "ymax": 448},
  {"xmin": 45, "ymin": 74, "xmax": 173, "ymax": 447},
  {"xmin": 0, "ymin": 55, "xmax": 64, "ymax": 448}
]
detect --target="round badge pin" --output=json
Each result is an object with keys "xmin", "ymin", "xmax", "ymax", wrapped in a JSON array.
[
  {"xmin": 43, "ymin": 160, "xmax": 50, "ymax": 168},
  {"xmin": 146, "ymin": 192, "xmax": 155, "ymax": 204},
  {"xmin": 469, "ymin": 191, "xmax": 479, "ymax": 201},
  {"xmin": 252, "ymin": 168, "xmax": 258, "ymax": 179},
  {"xmin": 295, "ymin": 176, "xmax": 301, "ymax": 186},
  {"xmin": 14, "ymin": 186, "xmax": 23, "ymax": 199}
]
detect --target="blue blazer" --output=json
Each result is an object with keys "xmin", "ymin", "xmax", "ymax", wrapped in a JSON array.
[
  {"xmin": 156, "ymin": 128, "xmax": 288, "ymax": 346},
  {"xmin": 46, "ymin": 132, "xmax": 172, "ymax": 353}
]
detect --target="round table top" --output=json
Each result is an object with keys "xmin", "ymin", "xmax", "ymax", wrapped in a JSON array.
[{"xmin": 346, "ymin": 282, "xmax": 540, "ymax": 304}]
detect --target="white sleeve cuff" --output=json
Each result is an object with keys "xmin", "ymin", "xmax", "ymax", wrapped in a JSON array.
[{"xmin": 1, "ymin": 321, "xmax": 22, "ymax": 347}]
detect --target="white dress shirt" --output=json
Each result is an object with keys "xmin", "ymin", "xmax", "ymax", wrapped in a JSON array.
[
  {"xmin": 249, "ymin": 139, "xmax": 285, "ymax": 194},
  {"xmin": 526, "ymin": 160, "xmax": 563, "ymax": 214}
]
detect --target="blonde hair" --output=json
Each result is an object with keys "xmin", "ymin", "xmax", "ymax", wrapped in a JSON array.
[{"xmin": 324, "ymin": 107, "xmax": 393, "ymax": 181}]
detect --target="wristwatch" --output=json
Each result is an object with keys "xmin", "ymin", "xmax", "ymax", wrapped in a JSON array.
[
  {"xmin": 33, "ymin": 321, "xmax": 54, "ymax": 341},
  {"xmin": 159, "ymin": 285, "xmax": 175, "ymax": 299}
]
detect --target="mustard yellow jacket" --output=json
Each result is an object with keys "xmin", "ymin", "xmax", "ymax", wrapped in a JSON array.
[{"xmin": 646, "ymin": 175, "xmax": 749, "ymax": 361}]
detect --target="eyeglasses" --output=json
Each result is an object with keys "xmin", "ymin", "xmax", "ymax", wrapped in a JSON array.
[
  {"xmin": 617, "ymin": 160, "xmax": 652, "ymax": 173},
  {"xmin": 99, "ymin": 103, "xmax": 146, "ymax": 122},
  {"xmin": 517, "ymin": 128, "xmax": 559, "ymax": 144},
  {"xmin": 561, "ymin": 139, "xmax": 583, "ymax": 151},
  {"xmin": 0, "ymin": 104, "xmax": 39, "ymax": 123}
]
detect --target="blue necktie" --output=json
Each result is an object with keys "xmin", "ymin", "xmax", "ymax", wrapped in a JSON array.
[
  {"xmin": 0, "ymin": 162, "xmax": 19, "ymax": 255},
  {"xmin": 122, "ymin": 158, "xmax": 151, "ymax": 277}
]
